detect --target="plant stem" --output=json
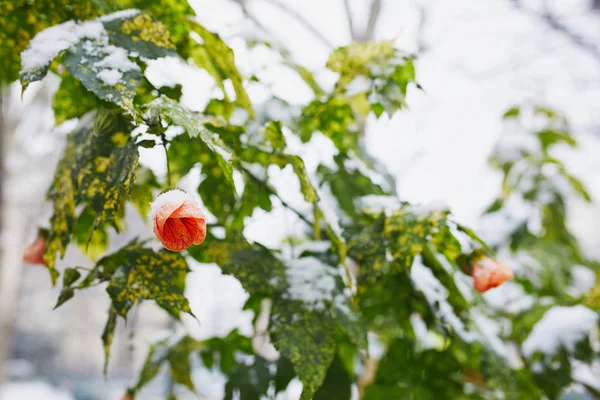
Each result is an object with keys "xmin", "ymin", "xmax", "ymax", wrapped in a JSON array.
[{"xmin": 162, "ymin": 134, "xmax": 172, "ymax": 188}]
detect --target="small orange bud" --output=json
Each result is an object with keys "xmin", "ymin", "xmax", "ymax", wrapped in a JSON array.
[
  {"xmin": 149, "ymin": 189, "xmax": 206, "ymax": 252},
  {"xmin": 23, "ymin": 237, "xmax": 46, "ymax": 266},
  {"xmin": 472, "ymin": 257, "xmax": 514, "ymax": 293}
]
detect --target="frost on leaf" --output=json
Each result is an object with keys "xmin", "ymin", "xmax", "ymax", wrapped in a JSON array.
[
  {"xmin": 19, "ymin": 9, "xmax": 174, "ymax": 109},
  {"xmin": 269, "ymin": 257, "xmax": 366, "ymax": 399},
  {"xmin": 20, "ymin": 19, "xmax": 105, "ymax": 90},
  {"xmin": 65, "ymin": 40, "xmax": 141, "ymax": 113}
]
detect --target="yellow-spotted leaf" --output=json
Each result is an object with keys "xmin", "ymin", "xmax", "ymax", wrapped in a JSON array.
[
  {"xmin": 102, "ymin": 244, "xmax": 193, "ymax": 319},
  {"xmin": 43, "ymin": 111, "xmax": 138, "ymax": 284}
]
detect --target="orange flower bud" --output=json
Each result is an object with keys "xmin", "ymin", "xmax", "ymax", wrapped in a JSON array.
[
  {"xmin": 23, "ymin": 237, "xmax": 46, "ymax": 266},
  {"xmin": 149, "ymin": 189, "xmax": 206, "ymax": 252},
  {"xmin": 472, "ymin": 257, "xmax": 514, "ymax": 293}
]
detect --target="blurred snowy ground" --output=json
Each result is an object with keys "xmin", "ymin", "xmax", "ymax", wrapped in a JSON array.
[{"xmin": 2, "ymin": 0, "xmax": 600, "ymax": 398}]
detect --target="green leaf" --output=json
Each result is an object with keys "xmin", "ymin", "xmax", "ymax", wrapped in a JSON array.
[
  {"xmin": 384, "ymin": 209, "xmax": 447, "ymax": 269},
  {"xmin": 133, "ymin": 335, "xmax": 202, "ymax": 394},
  {"xmin": 200, "ymin": 329, "xmax": 254, "ymax": 374},
  {"xmin": 1, "ymin": 0, "xmax": 101, "ymax": 85},
  {"xmin": 326, "ymin": 40, "xmax": 415, "ymax": 116},
  {"xmin": 53, "ymin": 74, "xmax": 107, "ymax": 125},
  {"xmin": 129, "ymin": 167, "xmax": 160, "ymax": 219},
  {"xmin": 101, "ymin": 307, "xmax": 118, "ymax": 376},
  {"xmin": 167, "ymin": 336, "xmax": 201, "ymax": 392},
  {"xmin": 73, "ymin": 110, "xmax": 138, "ymax": 231},
  {"xmin": 64, "ymin": 41, "xmax": 141, "ymax": 114},
  {"xmin": 318, "ymin": 153, "xmax": 385, "ymax": 216},
  {"xmin": 54, "ymin": 288, "xmax": 75, "ymax": 309},
  {"xmin": 297, "ymin": 98, "xmax": 358, "ymax": 150},
  {"xmin": 191, "ymin": 236, "xmax": 287, "ymax": 297},
  {"xmin": 536, "ymin": 129, "xmax": 577, "ymax": 151},
  {"xmin": 275, "ymin": 356, "xmax": 296, "ymax": 393},
  {"xmin": 134, "ymin": 338, "xmax": 167, "ymax": 391},
  {"xmin": 270, "ymin": 299, "xmax": 336, "ymax": 400},
  {"xmin": 44, "ymin": 114, "xmax": 95, "ymax": 283},
  {"xmin": 363, "ymin": 339, "xmax": 464, "ymax": 400},
  {"xmin": 313, "ymin": 355, "xmax": 351, "ymax": 400},
  {"xmin": 503, "ymin": 106, "xmax": 521, "ymax": 118},
  {"xmin": 289, "ymin": 156, "xmax": 318, "ymax": 203},
  {"xmin": 327, "ymin": 41, "xmax": 396, "ymax": 80},
  {"xmin": 72, "ymin": 206, "xmax": 110, "ymax": 261},
  {"xmin": 103, "ymin": 244, "xmax": 193, "ymax": 318},
  {"xmin": 224, "ymin": 357, "xmax": 272, "ymax": 400},
  {"xmin": 456, "ymin": 224, "xmax": 493, "ymax": 254},
  {"xmin": 147, "ymin": 96, "xmax": 235, "ymax": 190},
  {"xmin": 263, "ymin": 120, "xmax": 287, "ymax": 151},
  {"xmin": 189, "ymin": 22, "xmax": 253, "ymax": 115},
  {"xmin": 102, "ymin": 11, "xmax": 176, "ymax": 59},
  {"xmin": 166, "ymin": 134, "xmax": 204, "ymax": 184},
  {"xmin": 63, "ymin": 267, "xmax": 82, "ymax": 287}
]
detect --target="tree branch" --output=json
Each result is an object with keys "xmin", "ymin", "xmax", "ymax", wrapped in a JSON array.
[
  {"xmin": 362, "ymin": 0, "xmax": 382, "ymax": 41},
  {"xmin": 509, "ymin": 0, "xmax": 600, "ymax": 63},
  {"xmin": 239, "ymin": 165, "xmax": 313, "ymax": 227},
  {"xmin": 260, "ymin": 0, "xmax": 335, "ymax": 49}
]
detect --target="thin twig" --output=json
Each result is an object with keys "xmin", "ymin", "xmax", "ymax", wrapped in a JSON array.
[
  {"xmin": 260, "ymin": 0, "xmax": 335, "ymax": 49},
  {"xmin": 240, "ymin": 165, "xmax": 313, "ymax": 227},
  {"xmin": 343, "ymin": 0, "xmax": 357, "ymax": 40},
  {"xmin": 415, "ymin": 1, "xmax": 429, "ymax": 54}
]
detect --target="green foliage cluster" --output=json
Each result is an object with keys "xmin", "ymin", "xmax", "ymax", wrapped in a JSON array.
[{"xmin": 3, "ymin": 1, "xmax": 598, "ymax": 399}]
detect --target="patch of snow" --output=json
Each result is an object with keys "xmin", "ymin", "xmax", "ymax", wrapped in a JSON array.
[
  {"xmin": 367, "ymin": 332, "xmax": 385, "ymax": 359},
  {"xmin": 471, "ymin": 309, "xmax": 508, "ymax": 357},
  {"xmin": 492, "ymin": 124, "xmax": 539, "ymax": 164},
  {"xmin": 148, "ymin": 189, "xmax": 199, "ymax": 222},
  {"xmin": 407, "ymin": 200, "xmax": 450, "ymax": 216},
  {"xmin": 568, "ymin": 265, "xmax": 597, "ymax": 298},
  {"xmin": 477, "ymin": 194, "xmax": 536, "ymax": 246},
  {"xmin": 522, "ymin": 305, "xmax": 598, "ymax": 358},
  {"xmin": 98, "ymin": 8, "xmax": 141, "ymax": 22},
  {"xmin": 317, "ymin": 184, "xmax": 343, "ymax": 236},
  {"xmin": 282, "ymin": 240, "xmax": 331, "ymax": 259},
  {"xmin": 410, "ymin": 313, "xmax": 441, "ymax": 349},
  {"xmin": 484, "ymin": 281, "xmax": 535, "ymax": 313},
  {"xmin": 357, "ymin": 195, "xmax": 400, "ymax": 215},
  {"xmin": 96, "ymin": 69, "xmax": 122, "ymax": 86},
  {"xmin": 453, "ymin": 271, "xmax": 475, "ymax": 302},
  {"xmin": 572, "ymin": 361, "xmax": 600, "ymax": 391},
  {"xmin": 93, "ymin": 45, "xmax": 139, "ymax": 72},
  {"xmin": 411, "ymin": 256, "xmax": 476, "ymax": 342},
  {"xmin": 21, "ymin": 20, "xmax": 105, "ymax": 73},
  {"xmin": 344, "ymin": 151, "xmax": 389, "ymax": 189},
  {"xmin": 346, "ymin": 75, "xmax": 372, "ymax": 96},
  {"xmin": 283, "ymin": 257, "xmax": 337, "ymax": 311}
]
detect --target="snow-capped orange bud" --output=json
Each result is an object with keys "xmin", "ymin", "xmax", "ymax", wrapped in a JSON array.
[
  {"xmin": 472, "ymin": 257, "xmax": 514, "ymax": 293},
  {"xmin": 149, "ymin": 189, "xmax": 206, "ymax": 252},
  {"xmin": 23, "ymin": 237, "xmax": 46, "ymax": 266}
]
